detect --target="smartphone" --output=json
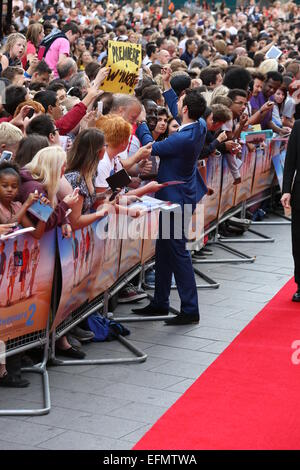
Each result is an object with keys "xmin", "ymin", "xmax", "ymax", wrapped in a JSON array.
[
  {"xmin": 59, "ymin": 136, "xmax": 69, "ymax": 151},
  {"xmin": 27, "ymin": 108, "xmax": 35, "ymax": 119},
  {"xmin": 0, "ymin": 150, "xmax": 13, "ymax": 162},
  {"xmin": 106, "ymin": 168, "xmax": 131, "ymax": 191},
  {"xmin": 97, "ymin": 100, "xmax": 103, "ymax": 117}
]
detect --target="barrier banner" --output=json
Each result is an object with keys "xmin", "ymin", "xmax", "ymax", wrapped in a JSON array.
[
  {"xmin": 234, "ymin": 144, "xmax": 256, "ymax": 206},
  {"xmin": 271, "ymin": 139, "xmax": 288, "ymax": 192},
  {"xmin": 51, "ymin": 224, "xmax": 97, "ymax": 331},
  {"xmin": 90, "ymin": 214, "xmax": 122, "ymax": 296},
  {"xmin": 119, "ymin": 214, "xmax": 145, "ymax": 278},
  {"xmin": 0, "ymin": 231, "xmax": 55, "ymax": 342},
  {"xmin": 141, "ymin": 210, "xmax": 160, "ymax": 264},
  {"xmin": 101, "ymin": 40, "xmax": 142, "ymax": 94},
  {"xmin": 202, "ymin": 153, "xmax": 222, "ymax": 225},
  {"xmin": 218, "ymin": 155, "xmax": 237, "ymax": 219},
  {"xmin": 251, "ymin": 141, "xmax": 274, "ymax": 196}
]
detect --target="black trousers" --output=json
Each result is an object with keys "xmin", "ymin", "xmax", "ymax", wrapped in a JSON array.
[{"xmin": 291, "ymin": 182, "xmax": 300, "ymax": 286}]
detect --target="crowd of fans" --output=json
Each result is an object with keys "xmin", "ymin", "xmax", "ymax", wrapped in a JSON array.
[{"xmin": 0, "ymin": 0, "xmax": 299, "ymax": 386}]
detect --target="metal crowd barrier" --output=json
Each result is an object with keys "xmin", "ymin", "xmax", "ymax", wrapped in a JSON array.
[{"xmin": 0, "ymin": 136, "xmax": 290, "ymax": 416}]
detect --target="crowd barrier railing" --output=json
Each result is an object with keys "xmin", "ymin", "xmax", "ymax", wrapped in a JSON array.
[{"xmin": 0, "ymin": 136, "xmax": 289, "ymax": 416}]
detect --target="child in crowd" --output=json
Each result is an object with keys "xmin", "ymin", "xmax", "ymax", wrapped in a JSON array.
[{"xmin": 0, "ymin": 161, "xmax": 47, "ymax": 239}]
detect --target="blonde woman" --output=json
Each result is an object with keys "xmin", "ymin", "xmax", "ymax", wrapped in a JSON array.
[
  {"xmin": 18, "ymin": 146, "xmax": 78, "ymax": 233},
  {"xmin": 22, "ymin": 23, "xmax": 45, "ymax": 68},
  {"xmin": 259, "ymin": 59, "xmax": 279, "ymax": 75},
  {"xmin": 1, "ymin": 33, "xmax": 26, "ymax": 72}
]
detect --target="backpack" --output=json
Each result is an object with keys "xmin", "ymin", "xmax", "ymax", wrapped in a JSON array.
[
  {"xmin": 38, "ymin": 31, "xmax": 67, "ymax": 59},
  {"xmin": 87, "ymin": 313, "xmax": 130, "ymax": 342}
]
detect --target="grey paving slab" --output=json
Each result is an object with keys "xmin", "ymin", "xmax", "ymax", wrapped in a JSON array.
[
  {"xmin": 148, "ymin": 359, "xmax": 208, "ymax": 379},
  {"xmin": 99, "ymin": 382, "xmax": 182, "ymax": 407},
  {"xmin": 0, "ymin": 439, "xmax": 39, "ymax": 450},
  {"xmin": 80, "ymin": 367, "xmax": 183, "ymax": 390},
  {"xmin": 109, "ymin": 402, "xmax": 169, "ymax": 424},
  {"xmin": 120, "ymin": 424, "xmax": 153, "ymax": 444},
  {"xmin": 36, "ymin": 430, "xmax": 135, "ymax": 450},
  {"xmin": 0, "ymin": 221, "xmax": 293, "ymax": 450},
  {"xmin": 184, "ymin": 326, "xmax": 240, "ymax": 342},
  {"xmin": 129, "ymin": 329, "xmax": 214, "ymax": 350},
  {"xmin": 143, "ymin": 344, "xmax": 218, "ymax": 366},
  {"xmin": 165, "ymin": 379, "xmax": 195, "ymax": 393},
  {"xmin": 198, "ymin": 340, "xmax": 231, "ymax": 354},
  {"xmin": 0, "ymin": 417, "xmax": 65, "ymax": 446}
]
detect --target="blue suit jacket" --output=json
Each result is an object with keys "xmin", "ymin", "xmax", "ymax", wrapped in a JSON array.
[{"xmin": 136, "ymin": 119, "xmax": 207, "ymax": 207}]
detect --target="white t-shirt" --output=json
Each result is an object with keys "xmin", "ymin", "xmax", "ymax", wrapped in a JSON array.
[
  {"xmin": 95, "ymin": 151, "xmax": 123, "ymax": 189},
  {"xmin": 282, "ymin": 96, "xmax": 296, "ymax": 119},
  {"xmin": 118, "ymin": 134, "xmax": 141, "ymax": 160},
  {"xmin": 222, "ymin": 119, "xmax": 233, "ymax": 132},
  {"xmin": 179, "ymin": 38, "xmax": 187, "ymax": 54}
]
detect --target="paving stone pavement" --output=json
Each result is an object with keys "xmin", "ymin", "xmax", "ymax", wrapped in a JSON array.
[{"xmin": 0, "ymin": 219, "xmax": 294, "ymax": 450}]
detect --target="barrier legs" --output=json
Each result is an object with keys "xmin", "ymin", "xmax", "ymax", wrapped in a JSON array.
[
  {"xmin": 49, "ymin": 290, "xmax": 148, "ymax": 367},
  {"xmin": 0, "ymin": 322, "xmax": 51, "ymax": 417},
  {"xmin": 113, "ymin": 265, "xmax": 177, "ymax": 322}
]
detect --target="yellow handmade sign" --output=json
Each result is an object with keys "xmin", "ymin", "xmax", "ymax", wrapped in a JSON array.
[{"xmin": 101, "ymin": 40, "xmax": 142, "ymax": 95}]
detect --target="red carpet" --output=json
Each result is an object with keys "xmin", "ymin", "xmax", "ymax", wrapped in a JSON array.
[{"xmin": 134, "ymin": 279, "xmax": 300, "ymax": 450}]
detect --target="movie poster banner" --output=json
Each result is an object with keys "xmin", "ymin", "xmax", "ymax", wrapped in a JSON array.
[
  {"xmin": 218, "ymin": 155, "xmax": 237, "ymax": 220},
  {"xmin": 141, "ymin": 209, "xmax": 160, "ymax": 265},
  {"xmin": 202, "ymin": 153, "xmax": 222, "ymax": 226},
  {"xmin": 89, "ymin": 213, "xmax": 122, "ymax": 297},
  {"xmin": 0, "ymin": 230, "xmax": 55, "ymax": 342},
  {"xmin": 234, "ymin": 144, "xmax": 256, "ymax": 206},
  {"xmin": 118, "ymin": 214, "xmax": 145, "ymax": 278},
  {"xmin": 271, "ymin": 138, "xmax": 288, "ymax": 192},
  {"xmin": 51, "ymin": 224, "xmax": 97, "ymax": 331},
  {"xmin": 52, "ymin": 215, "xmax": 123, "ymax": 331},
  {"xmin": 101, "ymin": 40, "xmax": 142, "ymax": 94},
  {"xmin": 251, "ymin": 141, "xmax": 275, "ymax": 197}
]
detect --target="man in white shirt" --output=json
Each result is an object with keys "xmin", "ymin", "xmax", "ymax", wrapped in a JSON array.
[{"xmin": 142, "ymin": 43, "xmax": 158, "ymax": 68}]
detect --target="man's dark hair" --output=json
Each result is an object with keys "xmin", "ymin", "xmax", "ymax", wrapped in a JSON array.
[
  {"xmin": 185, "ymin": 39, "xmax": 194, "ymax": 50},
  {"xmin": 26, "ymin": 114, "xmax": 56, "ymax": 138},
  {"xmin": 141, "ymin": 85, "xmax": 162, "ymax": 104},
  {"xmin": 223, "ymin": 66, "xmax": 252, "ymax": 90},
  {"xmin": 197, "ymin": 43, "xmax": 210, "ymax": 55},
  {"xmin": 62, "ymin": 22, "xmax": 80, "ymax": 35},
  {"xmin": 145, "ymin": 42, "xmax": 157, "ymax": 58},
  {"xmin": 47, "ymin": 79, "xmax": 67, "ymax": 93},
  {"xmin": 170, "ymin": 74, "xmax": 191, "ymax": 96},
  {"xmin": 251, "ymin": 71, "xmax": 265, "ymax": 82},
  {"xmin": 85, "ymin": 61, "xmax": 101, "ymax": 81},
  {"xmin": 156, "ymin": 37, "xmax": 166, "ymax": 48},
  {"xmin": 34, "ymin": 90, "xmax": 57, "ymax": 113},
  {"xmin": 33, "ymin": 59, "xmax": 52, "ymax": 75},
  {"xmin": 150, "ymin": 63, "xmax": 162, "ymax": 78},
  {"xmin": 246, "ymin": 37, "xmax": 256, "ymax": 51},
  {"xmin": 186, "ymin": 28, "xmax": 196, "ymax": 38},
  {"xmin": 182, "ymin": 88, "xmax": 207, "ymax": 120},
  {"xmin": 200, "ymin": 67, "xmax": 222, "ymax": 87},
  {"xmin": 266, "ymin": 71, "xmax": 283, "ymax": 84},
  {"xmin": 227, "ymin": 88, "xmax": 248, "ymax": 102},
  {"xmin": 3, "ymin": 85, "xmax": 27, "ymax": 116}
]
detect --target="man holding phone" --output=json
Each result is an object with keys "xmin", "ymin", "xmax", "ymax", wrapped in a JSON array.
[
  {"xmin": 250, "ymin": 71, "xmax": 290, "ymax": 135},
  {"xmin": 132, "ymin": 88, "xmax": 207, "ymax": 325}
]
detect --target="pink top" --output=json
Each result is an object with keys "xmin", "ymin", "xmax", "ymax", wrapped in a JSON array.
[
  {"xmin": 0, "ymin": 201, "xmax": 22, "ymax": 223},
  {"xmin": 21, "ymin": 41, "xmax": 36, "ymax": 68},
  {"xmin": 45, "ymin": 37, "xmax": 70, "ymax": 78}
]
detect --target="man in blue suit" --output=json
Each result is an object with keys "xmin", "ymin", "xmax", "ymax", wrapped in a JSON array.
[{"xmin": 132, "ymin": 87, "xmax": 207, "ymax": 325}]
